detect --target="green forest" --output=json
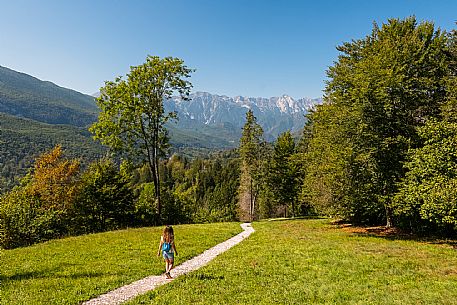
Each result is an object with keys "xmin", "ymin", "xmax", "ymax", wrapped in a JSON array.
[
  {"xmin": 0, "ymin": 112, "xmax": 107, "ymax": 192},
  {"xmin": 1, "ymin": 17, "xmax": 457, "ymax": 250},
  {"xmin": 0, "ymin": 65, "xmax": 99, "ymax": 126}
]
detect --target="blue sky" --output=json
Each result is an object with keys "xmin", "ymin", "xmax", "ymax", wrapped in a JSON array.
[{"xmin": 1, "ymin": 0, "xmax": 456, "ymax": 99}]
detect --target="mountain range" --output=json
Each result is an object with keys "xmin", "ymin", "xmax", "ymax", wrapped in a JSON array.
[
  {"xmin": 0, "ymin": 65, "xmax": 321, "ymax": 190},
  {"xmin": 166, "ymin": 92, "xmax": 320, "ymax": 142}
]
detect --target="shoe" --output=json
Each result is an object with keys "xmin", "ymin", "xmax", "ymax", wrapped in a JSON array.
[{"xmin": 165, "ymin": 272, "xmax": 173, "ymax": 279}]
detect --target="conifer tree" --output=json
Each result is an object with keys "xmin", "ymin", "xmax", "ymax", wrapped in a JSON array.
[
  {"xmin": 269, "ymin": 131, "xmax": 299, "ymax": 217},
  {"xmin": 239, "ymin": 110, "xmax": 264, "ymax": 221}
]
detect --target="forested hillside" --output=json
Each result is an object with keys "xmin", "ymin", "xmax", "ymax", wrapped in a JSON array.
[
  {"xmin": 0, "ymin": 113, "xmax": 106, "ymax": 192},
  {"xmin": 0, "ymin": 65, "xmax": 98, "ymax": 126}
]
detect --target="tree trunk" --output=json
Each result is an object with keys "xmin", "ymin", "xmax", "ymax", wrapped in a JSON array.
[
  {"xmin": 151, "ymin": 119, "xmax": 161, "ymax": 219},
  {"xmin": 252, "ymin": 190, "xmax": 258, "ymax": 222},
  {"xmin": 385, "ymin": 205, "xmax": 393, "ymax": 228},
  {"xmin": 147, "ymin": 160, "xmax": 160, "ymax": 217},
  {"xmin": 249, "ymin": 178, "xmax": 253, "ymax": 221},
  {"xmin": 155, "ymin": 153, "xmax": 161, "ymax": 218}
]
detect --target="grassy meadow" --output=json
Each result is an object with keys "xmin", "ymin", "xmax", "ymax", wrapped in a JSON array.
[
  {"xmin": 127, "ymin": 219, "xmax": 457, "ymax": 305},
  {"xmin": 1, "ymin": 219, "xmax": 456, "ymax": 305},
  {"xmin": 0, "ymin": 222, "xmax": 242, "ymax": 305}
]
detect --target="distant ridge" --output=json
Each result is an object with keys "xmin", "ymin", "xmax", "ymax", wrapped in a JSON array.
[
  {"xmin": 0, "ymin": 65, "xmax": 98, "ymax": 126},
  {"xmin": 0, "ymin": 67, "xmax": 321, "ymax": 191},
  {"xmin": 0, "ymin": 66, "xmax": 322, "ymax": 147},
  {"xmin": 166, "ymin": 91, "xmax": 321, "ymax": 140}
]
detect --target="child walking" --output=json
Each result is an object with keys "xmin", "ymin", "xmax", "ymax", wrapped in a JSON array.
[{"xmin": 157, "ymin": 225, "xmax": 178, "ymax": 279}]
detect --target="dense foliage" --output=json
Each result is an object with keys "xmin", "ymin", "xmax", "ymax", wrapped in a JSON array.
[
  {"xmin": 301, "ymin": 17, "xmax": 457, "ymax": 233},
  {"xmin": 0, "ymin": 112, "xmax": 107, "ymax": 192},
  {"xmin": 74, "ymin": 159, "xmax": 134, "ymax": 233},
  {"xmin": 0, "ymin": 146, "xmax": 241, "ymax": 249},
  {"xmin": 0, "ymin": 146, "xmax": 81, "ymax": 248},
  {"xmin": 90, "ymin": 55, "xmax": 194, "ymax": 218},
  {"xmin": 268, "ymin": 131, "xmax": 301, "ymax": 217}
]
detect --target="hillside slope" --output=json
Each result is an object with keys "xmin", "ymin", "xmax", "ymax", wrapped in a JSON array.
[
  {"xmin": 0, "ymin": 66, "xmax": 98, "ymax": 126},
  {"xmin": 0, "ymin": 112, "xmax": 106, "ymax": 191}
]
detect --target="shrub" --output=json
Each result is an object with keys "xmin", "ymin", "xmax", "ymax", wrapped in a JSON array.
[{"xmin": 73, "ymin": 159, "xmax": 134, "ymax": 233}]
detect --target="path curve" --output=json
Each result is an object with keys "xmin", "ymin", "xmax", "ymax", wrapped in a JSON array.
[{"xmin": 83, "ymin": 223, "xmax": 255, "ymax": 305}]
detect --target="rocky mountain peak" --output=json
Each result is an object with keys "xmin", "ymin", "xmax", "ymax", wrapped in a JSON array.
[{"xmin": 165, "ymin": 92, "xmax": 322, "ymax": 140}]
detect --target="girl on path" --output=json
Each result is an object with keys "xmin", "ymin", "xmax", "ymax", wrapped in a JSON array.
[{"xmin": 157, "ymin": 225, "xmax": 178, "ymax": 279}]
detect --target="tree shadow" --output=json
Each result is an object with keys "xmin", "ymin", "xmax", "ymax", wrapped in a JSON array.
[
  {"xmin": 188, "ymin": 273, "xmax": 225, "ymax": 281},
  {"xmin": 335, "ymin": 223, "xmax": 457, "ymax": 250},
  {"xmin": 265, "ymin": 215, "xmax": 325, "ymax": 222},
  {"xmin": 1, "ymin": 265, "xmax": 104, "ymax": 283}
]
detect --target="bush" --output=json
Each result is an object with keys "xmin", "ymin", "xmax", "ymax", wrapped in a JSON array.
[
  {"xmin": 73, "ymin": 159, "xmax": 134, "ymax": 233},
  {"xmin": 0, "ymin": 189, "xmax": 63, "ymax": 249},
  {"xmin": 135, "ymin": 182, "xmax": 158, "ymax": 226}
]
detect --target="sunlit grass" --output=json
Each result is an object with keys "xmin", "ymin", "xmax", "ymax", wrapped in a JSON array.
[
  {"xmin": 127, "ymin": 219, "xmax": 457, "ymax": 305},
  {"xmin": 0, "ymin": 222, "xmax": 241, "ymax": 305}
]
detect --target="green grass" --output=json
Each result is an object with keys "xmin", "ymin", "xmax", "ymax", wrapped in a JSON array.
[
  {"xmin": 0, "ymin": 222, "xmax": 242, "ymax": 305},
  {"xmin": 126, "ymin": 219, "xmax": 457, "ymax": 305}
]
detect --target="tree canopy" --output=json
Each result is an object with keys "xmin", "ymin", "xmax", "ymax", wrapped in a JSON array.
[
  {"xmin": 90, "ymin": 55, "xmax": 193, "ymax": 217},
  {"xmin": 304, "ymin": 17, "xmax": 453, "ymax": 227}
]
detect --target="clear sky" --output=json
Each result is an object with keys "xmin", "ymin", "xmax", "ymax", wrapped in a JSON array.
[{"xmin": 1, "ymin": 0, "xmax": 456, "ymax": 99}]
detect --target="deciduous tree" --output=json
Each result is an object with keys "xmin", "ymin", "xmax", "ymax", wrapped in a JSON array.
[
  {"xmin": 306, "ymin": 17, "xmax": 451, "ymax": 226},
  {"xmin": 90, "ymin": 56, "xmax": 193, "ymax": 218}
]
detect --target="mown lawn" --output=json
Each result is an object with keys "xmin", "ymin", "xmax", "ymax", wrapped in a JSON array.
[
  {"xmin": 126, "ymin": 219, "xmax": 457, "ymax": 305},
  {"xmin": 0, "ymin": 222, "xmax": 242, "ymax": 305}
]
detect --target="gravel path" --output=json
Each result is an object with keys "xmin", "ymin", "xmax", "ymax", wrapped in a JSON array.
[{"xmin": 82, "ymin": 223, "xmax": 255, "ymax": 305}]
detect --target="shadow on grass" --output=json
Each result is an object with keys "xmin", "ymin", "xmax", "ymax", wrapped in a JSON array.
[
  {"xmin": 188, "ymin": 273, "xmax": 225, "ymax": 281},
  {"xmin": 263, "ymin": 216, "xmax": 325, "ymax": 222},
  {"xmin": 334, "ymin": 222, "xmax": 457, "ymax": 250},
  {"xmin": 1, "ymin": 267, "xmax": 104, "ymax": 282}
]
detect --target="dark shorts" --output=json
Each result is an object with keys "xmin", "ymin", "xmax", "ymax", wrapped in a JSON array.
[{"xmin": 163, "ymin": 251, "xmax": 174, "ymax": 261}]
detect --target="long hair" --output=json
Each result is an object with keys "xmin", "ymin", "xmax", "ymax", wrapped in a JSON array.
[{"xmin": 162, "ymin": 226, "xmax": 174, "ymax": 243}]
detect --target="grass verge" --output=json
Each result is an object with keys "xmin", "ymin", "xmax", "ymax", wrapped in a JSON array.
[
  {"xmin": 126, "ymin": 219, "xmax": 457, "ymax": 305},
  {"xmin": 0, "ymin": 222, "xmax": 241, "ymax": 305}
]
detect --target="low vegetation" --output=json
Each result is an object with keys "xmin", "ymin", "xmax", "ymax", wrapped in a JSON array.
[
  {"xmin": 0, "ymin": 146, "xmax": 240, "ymax": 249},
  {"xmin": 0, "ymin": 222, "xmax": 241, "ymax": 305}
]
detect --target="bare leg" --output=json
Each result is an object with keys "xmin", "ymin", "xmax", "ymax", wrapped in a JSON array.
[
  {"xmin": 168, "ymin": 260, "xmax": 174, "ymax": 272},
  {"xmin": 165, "ymin": 261, "xmax": 169, "ymax": 274},
  {"xmin": 165, "ymin": 259, "xmax": 173, "ymax": 278}
]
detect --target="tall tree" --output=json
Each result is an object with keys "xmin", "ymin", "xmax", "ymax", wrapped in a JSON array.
[
  {"xmin": 393, "ymin": 29, "xmax": 457, "ymax": 232},
  {"xmin": 306, "ymin": 17, "xmax": 451, "ymax": 226},
  {"xmin": 90, "ymin": 56, "xmax": 193, "ymax": 218},
  {"xmin": 239, "ymin": 110, "xmax": 265, "ymax": 221},
  {"xmin": 27, "ymin": 145, "xmax": 80, "ymax": 211},
  {"xmin": 268, "ymin": 131, "xmax": 299, "ymax": 217}
]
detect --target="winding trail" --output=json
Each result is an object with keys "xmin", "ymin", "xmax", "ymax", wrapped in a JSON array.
[{"xmin": 83, "ymin": 223, "xmax": 255, "ymax": 305}]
